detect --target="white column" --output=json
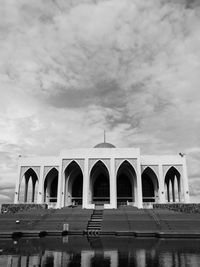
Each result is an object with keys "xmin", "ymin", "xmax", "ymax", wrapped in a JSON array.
[
  {"xmin": 136, "ymin": 159, "xmax": 143, "ymax": 209},
  {"xmin": 105, "ymin": 251, "xmax": 118, "ymax": 267},
  {"xmin": 63, "ymin": 175, "xmax": 68, "ymax": 207},
  {"xmin": 24, "ymin": 178, "xmax": 29, "ymax": 203},
  {"xmin": 81, "ymin": 251, "xmax": 94, "ymax": 267},
  {"xmin": 31, "ymin": 179, "xmax": 36, "ymax": 203},
  {"xmin": 158, "ymin": 164, "xmax": 165, "ymax": 203},
  {"xmin": 37, "ymin": 165, "xmax": 44, "ymax": 204},
  {"xmin": 182, "ymin": 157, "xmax": 190, "ymax": 203},
  {"xmin": 135, "ymin": 249, "xmax": 146, "ymax": 267},
  {"xmin": 14, "ymin": 158, "xmax": 21, "ymax": 204},
  {"xmin": 56, "ymin": 161, "xmax": 63, "ymax": 208},
  {"xmin": 82, "ymin": 157, "xmax": 89, "ymax": 208},
  {"xmin": 172, "ymin": 179, "xmax": 175, "ymax": 202},
  {"xmin": 54, "ymin": 252, "xmax": 62, "ymax": 266},
  {"xmin": 83, "ymin": 158, "xmax": 94, "ymax": 209},
  {"xmin": 109, "ymin": 158, "xmax": 117, "ymax": 209}
]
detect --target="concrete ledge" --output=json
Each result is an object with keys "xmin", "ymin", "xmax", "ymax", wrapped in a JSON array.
[
  {"xmin": 1, "ymin": 204, "xmax": 47, "ymax": 214},
  {"xmin": 134, "ymin": 231, "xmax": 156, "ymax": 238},
  {"xmin": 156, "ymin": 231, "xmax": 200, "ymax": 239},
  {"xmin": 68, "ymin": 231, "xmax": 84, "ymax": 235},
  {"xmin": 115, "ymin": 231, "xmax": 135, "ymax": 236},
  {"xmin": 1, "ymin": 230, "xmax": 200, "ymax": 239},
  {"xmin": 153, "ymin": 203, "xmax": 200, "ymax": 214}
]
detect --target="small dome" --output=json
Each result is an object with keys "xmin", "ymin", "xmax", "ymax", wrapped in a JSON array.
[{"xmin": 94, "ymin": 142, "xmax": 116, "ymax": 148}]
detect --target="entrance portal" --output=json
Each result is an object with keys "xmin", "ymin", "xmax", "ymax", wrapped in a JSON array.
[
  {"xmin": 117, "ymin": 161, "xmax": 136, "ymax": 206},
  {"xmin": 64, "ymin": 161, "xmax": 83, "ymax": 206},
  {"xmin": 44, "ymin": 168, "xmax": 58, "ymax": 206},
  {"xmin": 90, "ymin": 161, "xmax": 110, "ymax": 204},
  {"xmin": 142, "ymin": 167, "xmax": 158, "ymax": 202}
]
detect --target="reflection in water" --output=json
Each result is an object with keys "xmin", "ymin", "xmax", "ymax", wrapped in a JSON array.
[{"xmin": 1, "ymin": 236, "xmax": 200, "ymax": 267}]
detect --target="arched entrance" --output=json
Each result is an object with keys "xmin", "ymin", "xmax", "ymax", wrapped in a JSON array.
[
  {"xmin": 64, "ymin": 161, "xmax": 83, "ymax": 206},
  {"xmin": 165, "ymin": 167, "xmax": 181, "ymax": 202},
  {"xmin": 44, "ymin": 168, "xmax": 58, "ymax": 207},
  {"xmin": 117, "ymin": 161, "xmax": 136, "ymax": 206},
  {"xmin": 142, "ymin": 167, "xmax": 158, "ymax": 203},
  {"xmin": 19, "ymin": 168, "xmax": 38, "ymax": 203},
  {"xmin": 90, "ymin": 161, "xmax": 110, "ymax": 205}
]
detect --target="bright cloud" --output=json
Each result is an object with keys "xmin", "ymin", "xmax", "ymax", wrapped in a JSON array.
[{"xmin": 0, "ymin": 0, "xmax": 200, "ymax": 204}]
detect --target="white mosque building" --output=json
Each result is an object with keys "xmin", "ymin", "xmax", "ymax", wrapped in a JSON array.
[{"xmin": 14, "ymin": 142, "xmax": 190, "ymax": 209}]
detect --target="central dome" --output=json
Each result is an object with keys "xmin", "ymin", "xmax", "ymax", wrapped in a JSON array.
[{"xmin": 94, "ymin": 142, "xmax": 116, "ymax": 148}]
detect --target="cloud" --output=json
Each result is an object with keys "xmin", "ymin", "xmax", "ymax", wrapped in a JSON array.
[
  {"xmin": 0, "ymin": 195, "xmax": 11, "ymax": 201},
  {"xmin": 0, "ymin": 0, "xmax": 200, "ymax": 203}
]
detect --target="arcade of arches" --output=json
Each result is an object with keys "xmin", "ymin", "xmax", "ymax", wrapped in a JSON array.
[
  {"xmin": 14, "ymin": 143, "xmax": 190, "ymax": 209},
  {"xmin": 16, "ymin": 161, "xmax": 189, "ymax": 209}
]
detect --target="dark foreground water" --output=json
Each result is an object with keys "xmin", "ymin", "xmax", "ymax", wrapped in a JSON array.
[{"xmin": 0, "ymin": 236, "xmax": 200, "ymax": 266}]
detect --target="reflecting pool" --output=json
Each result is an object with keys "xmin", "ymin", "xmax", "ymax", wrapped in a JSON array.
[{"xmin": 0, "ymin": 236, "xmax": 200, "ymax": 266}]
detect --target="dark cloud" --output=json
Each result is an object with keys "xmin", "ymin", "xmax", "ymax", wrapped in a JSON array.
[
  {"xmin": 0, "ymin": 185, "xmax": 15, "ymax": 191},
  {"xmin": 46, "ymin": 80, "xmax": 126, "ymax": 109},
  {"xmin": 185, "ymin": 0, "xmax": 200, "ymax": 9},
  {"xmin": 160, "ymin": 0, "xmax": 200, "ymax": 8}
]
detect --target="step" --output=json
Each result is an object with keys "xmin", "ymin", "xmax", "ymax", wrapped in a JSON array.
[
  {"xmin": 87, "ymin": 228, "xmax": 101, "ymax": 230},
  {"xmin": 88, "ymin": 223, "xmax": 101, "ymax": 226},
  {"xmin": 87, "ymin": 227, "xmax": 101, "ymax": 230},
  {"xmin": 88, "ymin": 226, "xmax": 101, "ymax": 228}
]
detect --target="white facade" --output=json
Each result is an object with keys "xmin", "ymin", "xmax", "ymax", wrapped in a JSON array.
[{"xmin": 14, "ymin": 143, "xmax": 190, "ymax": 209}]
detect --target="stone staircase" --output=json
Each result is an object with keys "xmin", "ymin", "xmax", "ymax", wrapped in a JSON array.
[{"xmin": 86, "ymin": 209, "xmax": 103, "ymax": 233}]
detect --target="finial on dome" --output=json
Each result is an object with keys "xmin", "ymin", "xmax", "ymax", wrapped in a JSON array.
[{"xmin": 93, "ymin": 131, "xmax": 116, "ymax": 148}]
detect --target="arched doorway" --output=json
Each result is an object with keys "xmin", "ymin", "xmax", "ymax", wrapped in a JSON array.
[
  {"xmin": 64, "ymin": 161, "xmax": 83, "ymax": 206},
  {"xmin": 44, "ymin": 168, "xmax": 58, "ymax": 207},
  {"xmin": 90, "ymin": 161, "xmax": 110, "ymax": 205},
  {"xmin": 142, "ymin": 167, "xmax": 158, "ymax": 203},
  {"xmin": 117, "ymin": 161, "xmax": 136, "ymax": 206},
  {"xmin": 165, "ymin": 167, "xmax": 181, "ymax": 202},
  {"xmin": 19, "ymin": 168, "xmax": 38, "ymax": 203}
]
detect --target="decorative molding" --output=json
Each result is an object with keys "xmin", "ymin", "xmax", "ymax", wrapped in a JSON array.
[
  {"xmin": 62, "ymin": 159, "xmax": 84, "ymax": 173},
  {"xmin": 115, "ymin": 158, "xmax": 137, "ymax": 173},
  {"xmin": 88, "ymin": 158, "xmax": 110, "ymax": 173},
  {"xmin": 20, "ymin": 166, "xmax": 40, "ymax": 185},
  {"xmin": 141, "ymin": 165, "xmax": 159, "ymax": 177},
  {"xmin": 162, "ymin": 165, "xmax": 183, "ymax": 177},
  {"xmin": 44, "ymin": 166, "xmax": 59, "ymax": 178},
  {"xmin": 20, "ymin": 166, "xmax": 40, "ymax": 179}
]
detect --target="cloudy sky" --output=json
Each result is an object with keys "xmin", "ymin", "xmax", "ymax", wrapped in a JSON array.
[{"xmin": 0, "ymin": 0, "xmax": 200, "ymax": 204}]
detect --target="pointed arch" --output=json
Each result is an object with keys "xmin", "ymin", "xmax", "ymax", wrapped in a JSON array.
[
  {"xmin": 89, "ymin": 158, "xmax": 110, "ymax": 174},
  {"xmin": 44, "ymin": 167, "xmax": 58, "ymax": 205},
  {"xmin": 63, "ymin": 159, "xmax": 84, "ymax": 173},
  {"xmin": 117, "ymin": 160, "xmax": 136, "ymax": 206},
  {"xmin": 19, "ymin": 168, "xmax": 38, "ymax": 203},
  {"xmin": 90, "ymin": 160, "xmax": 110, "ymax": 205},
  {"xmin": 116, "ymin": 159, "xmax": 136, "ymax": 174},
  {"xmin": 142, "ymin": 167, "xmax": 159, "ymax": 203},
  {"xmin": 64, "ymin": 161, "xmax": 83, "ymax": 206},
  {"xmin": 165, "ymin": 166, "xmax": 181, "ymax": 203}
]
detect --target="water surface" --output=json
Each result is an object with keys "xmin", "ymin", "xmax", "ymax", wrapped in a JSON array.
[{"xmin": 0, "ymin": 236, "xmax": 200, "ymax": 266}]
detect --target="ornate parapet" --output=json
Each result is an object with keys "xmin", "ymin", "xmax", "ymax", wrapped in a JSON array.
[
  {"xmin": 1, "ymin": 204, "xmax": 47, "ymax": 214},
  {"xmin": 153, "ymin": 203, "xmax": 200, "ymax": 214}
]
